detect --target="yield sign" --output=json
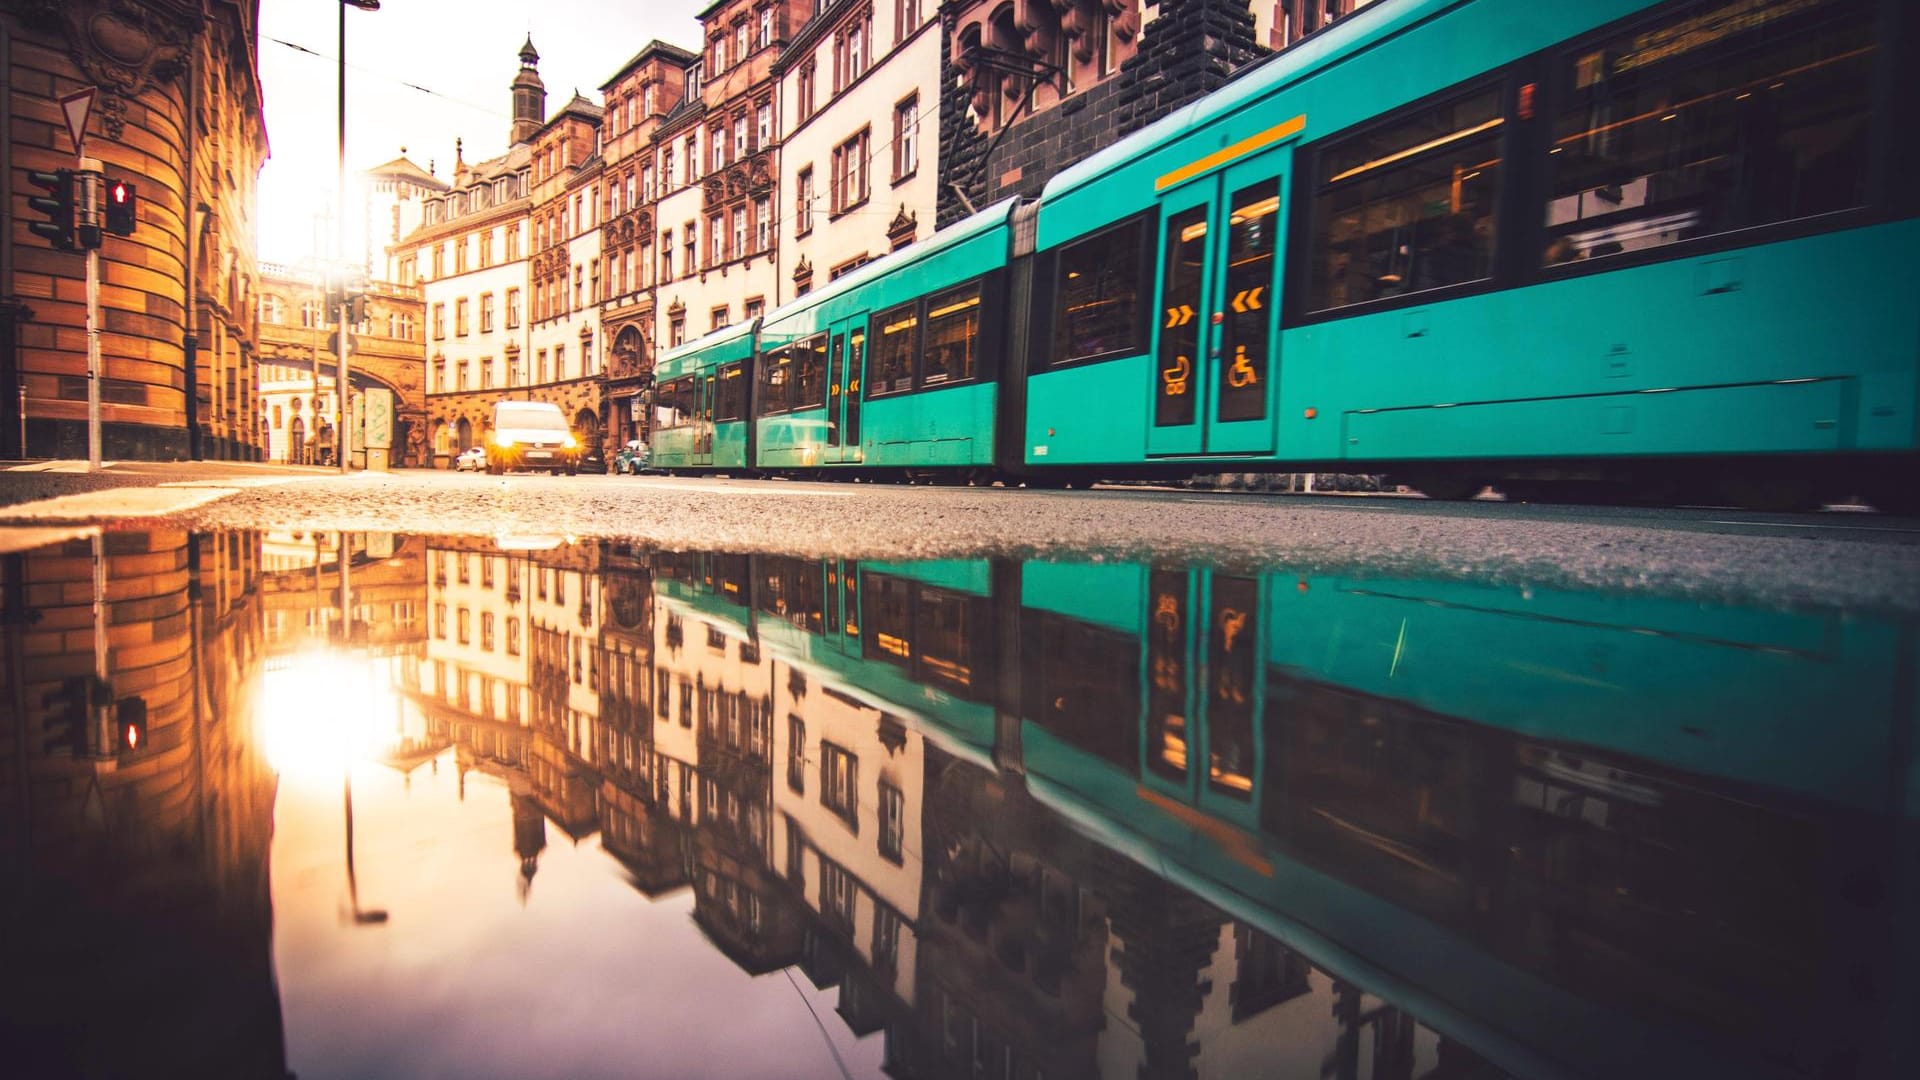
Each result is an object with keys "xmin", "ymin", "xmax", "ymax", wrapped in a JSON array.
[{"xmin": 59, "ymin": 87, "xmax": 95, "ymax": 158}]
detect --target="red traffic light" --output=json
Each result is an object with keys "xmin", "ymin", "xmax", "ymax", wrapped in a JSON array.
[{"xmin": 104, "ymin": 177, "xmax": 137, "ymax": 236}]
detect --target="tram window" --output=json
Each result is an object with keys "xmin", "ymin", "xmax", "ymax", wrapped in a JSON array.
[
  {"xmin": 915, "ymin": 587, "xmax": 981, "ymax": 696},
  {"xmin": 1050, "ymin": 217, "xmax": 1147, "ymax": 365},
  {"xmin": 1306, "ymin": 87, "xmax": 1503, "ymax": 313},
  {"xmin": 715, "ymin": 361, "xmax": 746, "ymax": 421},
  {"xmin": 922, "ymin": 281, "xmax": 983, "ymax": 387},
  {"xmin": 869, "ymin": 301, "xmax": 919, "ymax": 397},
  {"xmin": 760, "ymin": 347, "xmax": 793, "ymax": 415},
  {"xmin": 1021, "ymin": 610, "xmax": 1140, "ymax": 772},
  {"xmin": 795, "ymin": 335, "xmax": 829, "ymax": 409},
  {"xmin": 1543, "ymin": 0, "xmax": 1874, "ymax": 266},
  {"xmin": 862, "ymin": 572, "xmax": 915, "ymax": 667},
  {"xmin": 657, "ymin": 377, "xmax": 691, "ymax": 429}
]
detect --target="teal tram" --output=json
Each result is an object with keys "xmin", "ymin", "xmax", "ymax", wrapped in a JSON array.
[
  {"xmin": 646, "ymin": 549, "xmax": 1916, "ymax": 1077},
  {"xmin": 651, "ymin": 0, "xmax": 1918, "ymax": 508}
]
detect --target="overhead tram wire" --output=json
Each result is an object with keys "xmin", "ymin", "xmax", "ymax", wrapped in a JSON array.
[{"xmin": 263, "ymin": 34, "xmax": 513, "ymax": 121}]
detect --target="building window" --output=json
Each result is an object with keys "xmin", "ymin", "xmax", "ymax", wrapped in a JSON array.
[
  {"xmin": 432, "ymin": 243, "xmax": 445, "ymax": 278},
  {"xmin": 506, "ymin": 225, "xmax": 521, "ymax": 261},
  {"xmin": 432, "ymin": 303, "xmax": 446, "ymax": 339},
  {"xmin": 896, "ymin": 0, "xmax": 919, "ymax": 42},
  {"xmin": 753, "ymin": 197, "xmax": 771, "ymax": 252},
  {"xmin": 787, "ymin": 715, "xmax": 806, "ymax": 793},
  {"xmin": 479, "ymin": 293, "xmax": 494, "ymax": 333},
  {"xmin": 574, "ymin": 265, "xmax": 584, "ymax": 309},
  {"xmin": 455, "ymin": 297, "xmax": 470, "ymax": 336},
  {"xmin": 797, "ymin": 62, "xmax": 816, "ymax": 122},
  {"xmin": 878, "ymin": 781, "xmax": 904, "ymax": 863},
  {"xmin": 684, "ymin": 222, "xmax": 697, "ymax": 276},
  {"xmin": 893, "ymin": 95, "xmax": 918, "ymax": 181},
  {"xmin": 669, "ymin": 313, "xmax": 686, "ymax": 347},
  {"xmin": 555, "ymin": 344, "xmax": 567, "ymax": 380},
  {"xmin": 686, "ymin": 134, "xmax": 699, "ymax": 183},
  {"xmin": 482, "ymin": 357, "xmax": 494, "ymax": 390},
  {"xmin": 744, "ymin": 298, "xmax": 764, "ymax": 323},
  {"xmin": 732, "ymin": 207, "xmax": 747, "ymax": 259},
  {"xmin": 795, "ymin": 167, "xmax": 814, "ymax": 235},
  {"xmin": 457, "ymin": 607, "xmax": 470, "ymax": 644},
  {"xmin": 830, "ymin": 128, "xmax": 870, "ymax": 215},
  {"xmin": 710, "ymin": 124, "xmax": 726, "ymax": 171},
  {"xmin": 820, "ymin": 858, "xmax": 856, "ymax": 931},
  {"xmin": 734, "ymin": 113, "xmax": 749, "ymax": 159},
  {"xmin": 259, "ymin": 295, "xmax": 284, "ymax": 323},
  {"xmin": 709, "ymin": 213, "xmax": 725, "ymax": 265},
  {"xmin": 872, "ymin": 905, "xmax": 899, "ymax": 974},
  {"xmin": 734, "ymin": 20, "xmax": 748, "ymax": 65},
  {"xmin": 505, "ymin": 287, "xmax": 521, "ymax": 328},
  {"xmin": 758, "ymin": 6, "xmax": 773, "ymax": 49},
  {"xmin": 481, "ymin": 611, "xmax": 495, "ymax": 651},
  {"xmin": 711, "ymin": 305, "xmax": 729, "ymax": 332},
  {"xmin": 661, "ymin": 230, "xmax": 674, "ymax": 280},
  {"xmin": 821, "ymin": 741, "xmax": 858, "ymax": 832},
  {"xmin": 663, "ymin": 147, "xmax": 676, "ymax": 190},
  {"xmin": 834, "ymin": 15, "xmax": 869, "ymax": 92},
  {"xmin": 455, "ymin": 236, "xmax": 469, "ymax": 274}
]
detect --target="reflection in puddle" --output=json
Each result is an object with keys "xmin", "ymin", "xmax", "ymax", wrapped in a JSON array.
[{"xmin": 1, "ymin": 531, "xmax": 1911, "ymax": 1078}]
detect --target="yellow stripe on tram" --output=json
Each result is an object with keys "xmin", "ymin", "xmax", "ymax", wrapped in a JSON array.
[{"xmin": 1155, "ymin": 114, "xmax": 1306, "ymax": 191}]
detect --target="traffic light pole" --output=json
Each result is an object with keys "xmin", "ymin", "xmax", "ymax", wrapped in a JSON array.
[{"xmin": 72, "ymin": 157, "xmax": 104, "ymax": 470}]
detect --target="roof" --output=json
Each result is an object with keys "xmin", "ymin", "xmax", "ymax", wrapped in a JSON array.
[
  {"xmin": 366, "ymin": 155, "xmax": 448, "ymax": 191},
  {"xmin": 600, "ymin": 40, "xmax": 701, "ymax": 91}
]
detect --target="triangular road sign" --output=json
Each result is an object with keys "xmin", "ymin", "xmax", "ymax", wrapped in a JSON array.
[{"xmin": 58, "ymin": 88, "xmax": 95, "ymax": 158}]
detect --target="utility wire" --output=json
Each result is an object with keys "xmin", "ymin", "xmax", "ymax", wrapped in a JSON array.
[
  {"xmin": 783, "ymin": 966, "xmax": 855, "ymax": 1080},
  {"xmin": 264, "ymin": 34, "xmax": 514, "ymax": 120}
]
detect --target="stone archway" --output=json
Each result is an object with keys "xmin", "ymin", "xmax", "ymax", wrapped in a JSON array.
[
  {"xmin": 290, "ymin": 416, "xmax": 306, "ymax": 463},
  {"xmin": 433, "ymin": 422, "xmax": 453, "ymax": 464},
  {"xmin": 573, "ymin": 407, "xmax": 600, "ymax": 451},
  {"xmin": 456, "ymin": 417, "xmax": 473, "ymax": 452}
]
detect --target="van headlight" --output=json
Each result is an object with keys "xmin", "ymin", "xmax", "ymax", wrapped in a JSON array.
[
  {"xmin": 493, "ymin": 432, "xmax": 515, "ymax": 448},
  {"xmin": 564, "ymin": 433, "xmax": 579, "ymax": 449}
]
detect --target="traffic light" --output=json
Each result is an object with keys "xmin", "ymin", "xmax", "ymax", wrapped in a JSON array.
[
  {"xmin": 26, "ymin": 168, "xmax": 75, "ymax": 250},
  {"xmin": 348, "ymin": 294, "xmax": 371, "ymax": 323},
  {"xmin": 115, "ymin": 696, "xmax": 148, "ymax": 754},
  {"xmin": 40, "ymin": 676, "xmax": 90, "ymax": 755},
  {"xmin": 104, "ymin": 177, "xmax": 137, "ymax": 236}
]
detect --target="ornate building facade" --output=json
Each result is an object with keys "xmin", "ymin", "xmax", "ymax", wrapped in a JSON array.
[
  {"xmin": 1, "ymin": 0, "xmax": 269, "ymax": 460},
  {"xmin": 525, "ymin": 87, "xmax": 607, "ymax": 448},
  {"xmin": 596, "ymin": 41, "xmax": 696, "ymax": 450}
]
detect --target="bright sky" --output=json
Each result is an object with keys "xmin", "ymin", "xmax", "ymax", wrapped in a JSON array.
[{"xmin": 255, "ymin": 0, "xmax": 709, "ymax": 266}]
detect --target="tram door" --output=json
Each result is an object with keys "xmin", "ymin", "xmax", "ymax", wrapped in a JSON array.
[
  {"xmin": 1139, "ymin": 567, "xmax": 1265, "ymax": 830},
  {"xmin": 693, "ymin": 371, "xmax": 716, "ymax": 465},
  {"xmin": 1146, "ymin": 150, "xmax": 1287, "ymax": 457},
  {"xmin": 826, "ymin": 314, "xmax": 866, "ymax": 464}
]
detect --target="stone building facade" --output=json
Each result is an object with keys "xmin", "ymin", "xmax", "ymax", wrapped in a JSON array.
[
  {"xmin": 937, "ymin": 1, "xmax": 1371, "ymax": 228},
  {"xmin": 254, "ymin": 261, "xmax": 426, "ymax": 465},
  {"xmin": 1, "ymin": 0, "xmax": 268, "ymax": 460},
  {"xmin": 776, "ymin": 0, "xmax": 942, "ymax": 298},
  {"xmin": 526, "ymin": 89, "xmax": 607, "ymax": 448},
  {"xmin": 597, "ymin": 41, "xmax": 696, "ymax": 450}
]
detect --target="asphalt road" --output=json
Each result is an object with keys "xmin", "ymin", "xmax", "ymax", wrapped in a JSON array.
[{"xmin": 4, "ymin": 467, "xmax": 1892, "ymax": 614}]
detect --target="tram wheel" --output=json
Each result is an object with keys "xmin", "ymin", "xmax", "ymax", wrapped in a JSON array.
[{"xmin": 1404, "ymin": 472, "xmax": 1484, "ymax": 501}]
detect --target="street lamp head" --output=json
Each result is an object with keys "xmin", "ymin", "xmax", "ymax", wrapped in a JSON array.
[{"xmin": 344, "ymin": 1, "xmax": 381, "ymax": 10}]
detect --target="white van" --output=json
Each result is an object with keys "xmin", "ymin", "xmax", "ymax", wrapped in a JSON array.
[{"xmin": 487, "ymin": 400, "xmax": 580, "ymax": 475}]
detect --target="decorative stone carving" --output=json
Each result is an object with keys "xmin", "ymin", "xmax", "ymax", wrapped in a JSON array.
[{"xmin": 14, "ymin": 0, "xmax": 201, "ymax": 139}]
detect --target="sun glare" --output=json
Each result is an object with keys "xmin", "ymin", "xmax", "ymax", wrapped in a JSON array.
[{"xmin": 259, "ymin": 652, "xmax": 395, "ymax": 784}]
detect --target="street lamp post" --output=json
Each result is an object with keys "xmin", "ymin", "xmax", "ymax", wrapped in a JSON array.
[{"xmin": 339, "ymin": 1, "xmax": 380, "ymax": 475}]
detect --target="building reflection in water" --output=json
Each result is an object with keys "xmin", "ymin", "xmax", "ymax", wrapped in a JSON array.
[
  {"xmin": 4, "ymin": 532, "xmax": 1913, "ymax": 1078},
  {"xmin": 1, "ymin": 528, "xmax": 288, "ymax": 1077}
]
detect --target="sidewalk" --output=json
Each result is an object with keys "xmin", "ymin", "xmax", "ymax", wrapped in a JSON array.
[{"xmin": 0, "ymin": 459, "xmax": 336, "ymax": 521}]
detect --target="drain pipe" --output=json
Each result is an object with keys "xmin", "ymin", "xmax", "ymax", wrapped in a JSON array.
[{"xmin": 183, "ymin": 48, "xmax": 202, "ymax": 459}]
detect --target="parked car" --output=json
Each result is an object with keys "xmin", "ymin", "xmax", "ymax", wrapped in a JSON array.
[
  {"xmin": 577, "ymin": 445, "xmax": 608, "ymax": 474},
  {"xmin": 487, "ymin": 400, "xmax": 580, "ymax": 474},
  {"xmin": 454, "ymin": 446, "xmax": 487, "ymax": 472},
  {"xmin": 614, "ymin": 439, "xmax": 650, "ymax": 474}
]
